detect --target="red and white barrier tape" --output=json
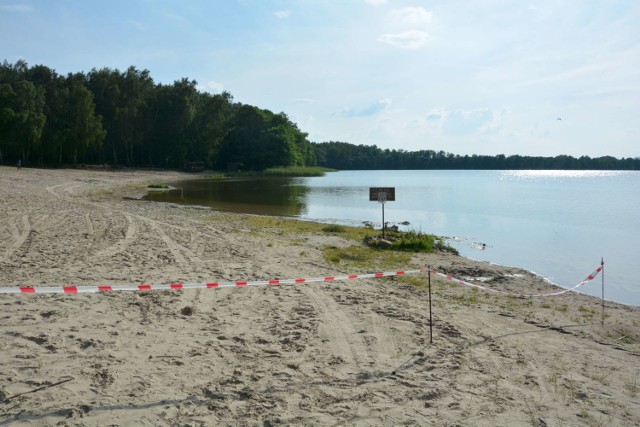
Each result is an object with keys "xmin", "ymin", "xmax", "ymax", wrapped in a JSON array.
[
  {"xmin": 429, "ymin": 263, "xmax": 603, "ymax": 298},
  {"xmin": 0, "ymin": 263, "xmax": 603, "ymax": 298},
  {"xmin": 0, "ymin": 270, "xmax": 422, "ymax": 294}
]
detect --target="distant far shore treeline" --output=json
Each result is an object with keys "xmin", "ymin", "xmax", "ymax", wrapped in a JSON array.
[
  {"xmin": 2, "ymin": 60, "xmax": 638, "ymax": 171},
  {"xmin": 312, "ymin": 142, "xmax": 640, "ymax": 170}
]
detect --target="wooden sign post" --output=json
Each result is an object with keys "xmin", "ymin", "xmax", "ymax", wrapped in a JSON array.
[{"xmin": 369, "ymin": 187, "xmax": 395, "ymax": 238}]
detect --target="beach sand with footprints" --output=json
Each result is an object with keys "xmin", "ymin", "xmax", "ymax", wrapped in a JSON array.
[{"xmin": 0, "ymin": 166, "xmax": 639, "ymax": 426}]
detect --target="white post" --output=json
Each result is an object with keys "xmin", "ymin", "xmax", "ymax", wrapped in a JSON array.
[{"xmin": 601, "ymin": 257, "xmax": 605, "ymax": 326}]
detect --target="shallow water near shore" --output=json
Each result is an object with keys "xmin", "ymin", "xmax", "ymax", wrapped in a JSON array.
[{"xmin": 145, "ymin": 170, "xmax": 640, "ymax": 306}]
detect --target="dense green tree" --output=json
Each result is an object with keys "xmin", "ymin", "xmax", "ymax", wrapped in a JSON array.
[
  {"xmin": 146, "ymin": 78, "xmax": 198, "ymax": 168},
  {"xmin": 63, "ymin": 75, "xmax": 105, "ymax": 164},
  {"xmin": 217, "ymin": 106, "xmax": 315, "ymax": 170},
  {"xmin": 187, "ymin": 91, "xmax": 234, "ymax": 166},
  {"xmin": 0, "ymin": 79, "xmax": 46, "ymax": 164},
  {"xmin": 25, "ymin": 64, "xmax": 62, "ymax": 165},
  {"xmin": 87, "ymin": 66, "xmax": 154, "ymax": 165}
]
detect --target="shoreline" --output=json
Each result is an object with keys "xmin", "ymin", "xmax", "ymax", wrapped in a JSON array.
[
  {"xmin": 143, "ymin": 169, "xmax": 639, "ymax": 308},
  {"xmin": 454, "ymin": 254, "xmax": 629, "ymax": 307},
  {"xmin": 1, "ymin": 166, "xmax": 639, "ymax": 425}
]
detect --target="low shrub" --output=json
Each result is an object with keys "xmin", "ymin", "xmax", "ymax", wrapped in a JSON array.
[
  {"xmin": 364, "ymin": 231, "xmax": 459, "ymax": 254},
  {"xmin": 322, "ymin": 224, "xmax": 346, "ymax": 233}
]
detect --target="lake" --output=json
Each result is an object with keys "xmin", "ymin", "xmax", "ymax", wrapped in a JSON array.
[{"xmin": 144, "ymin": 170, "xmax": 640, "ymax": 306}]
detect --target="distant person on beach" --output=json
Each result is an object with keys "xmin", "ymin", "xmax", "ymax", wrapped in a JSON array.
[{"xmin": 16, "ymin": 160, "xmax": 21, "ymax": 170}]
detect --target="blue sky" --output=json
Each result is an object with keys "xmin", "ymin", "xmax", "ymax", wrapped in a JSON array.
[{"xmin": 1, "ymin": 0, "xmax": 639, "ymax": 157}]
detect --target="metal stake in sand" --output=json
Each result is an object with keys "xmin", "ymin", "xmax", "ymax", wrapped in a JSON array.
[
  {"xmin": 601, "ymin": 257, "xmax": 605, "ymax": 326},
  {"xmin": 428, "ymin": 265, "xmax": 433, "ymax": 344}
]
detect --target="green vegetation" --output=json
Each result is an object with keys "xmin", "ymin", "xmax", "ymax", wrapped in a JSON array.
[
  {"xmin": 243, "ymin": 216, "xmax": 368, "ymax": 241},
  {"xmin": 323, "ymin": 245, "xmax": 412, "ymax": 269},
  {"xmin": 313, "ymin": 141, "xmax": 640, "ymax": 170},
  {"xmin": 0, "ymin": 60, "xmax": 316, "ymax": 170},
  {"xmin": 322, "ymin": 224, "xmax": 346, "ymax": 233},
  {"xmin": 203, "ymin": 173, "xmax": 227, "ymax": 180},
  {"xmin": 244, "ymin": 217, "xmax": 453, "ymax": 257},
  {"xmin": 204, "ymin": 166, "xmax": 335, "ymax": 178},
  {"xmin": 263, "ymin": 166, "xmax": 335, "ymax": 177},
  {"xmin": 147, "ymin": 183, "xmax": 169, "ymax": 189},
  {"xmin": 365, "ymin": 230, "xmax": 458, "ymax": 254},
  {"xmin": 239, "ymin": 216, "xmax": 454, "ymax": 270}
]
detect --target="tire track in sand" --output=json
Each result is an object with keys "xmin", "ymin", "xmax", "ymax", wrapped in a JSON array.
[
  {"xmin": 45, "ymin": 181, "xmax": 142, "ymax": 262},
  {"xmin": 300, "ymin": 285, "xmax": 373, "ymax": 375},
  {"xmin": 0, "ymin": 215, "xmax": 31, "ymax": 262},
  {"xmin": 91, "ymin": 213, "xmax": 138, "ymax": 259},
  {"xmin": 0, "ymin": 214, "xmax": 53, "ymax": 262},
  {"xmin": 46, "ymin": 179, "xmax": 213, "ymax": 271}
]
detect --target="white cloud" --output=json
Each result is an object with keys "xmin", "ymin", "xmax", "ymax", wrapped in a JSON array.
[
  {"xmin": 442, "ymin": 108, "xmax": 502, "ymax": 135},
  {"xmin": 376, "ymin": 7, "xmax": 434, "ymax": 50},
  {"xmin": 378, "ymin": 31, "xmax": 430, "ymax": 50},
  {"xmin": 341, "ymin": 99, "xmax": 391, "ymax": 118},
  {"xmin": 389, "ymin": 7, "xmax": 433, "ymax": 27},
  {"xmin": 199, "ymin": 81, "xmax": 224, "ymax": 93},
  {"xmin": 365, "ymin": 0, "xmax": 388, "ymax": 6},
  {"xmin": 426, "ymin": 107, "xmax": 448, "ymax": 121},
  {"xmin": 0, "ymin": 4, "xmax": 33, "ymax": 12},
  {"xmin": 274, "ymin": 10, "xmax": 290, "ymax": 19},
  {"xmin": 422, "ymin": 107, "xmax": 506, "ymax": 136}
]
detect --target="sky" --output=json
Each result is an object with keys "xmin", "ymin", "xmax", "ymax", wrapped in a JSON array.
[{"xmin": 1, "ymin": 0, "xmax": 639, "ymax": 158}]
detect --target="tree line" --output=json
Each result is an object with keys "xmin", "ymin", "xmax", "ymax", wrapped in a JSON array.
[
  {"xmin": 313, "ymin": 142, "xmax": 640, "ymax": 170},
  {"xmin": 2, "ymin": 60, "xmax": 638, "ymax": 171},
  {"xmin": 0, "ymin": 60, "xmax": 316, "ymax": 170}
]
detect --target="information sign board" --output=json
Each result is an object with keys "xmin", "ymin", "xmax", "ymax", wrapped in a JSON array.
[{"xmin": 369, "ymin": 187, "xmax": 396, "ymax": 202}]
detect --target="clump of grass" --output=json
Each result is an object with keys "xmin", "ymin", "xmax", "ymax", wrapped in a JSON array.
[
  {"xmin": 323, "ymin": 245, "xmax": 411, "ymax": 269},
  {"xmin": 397, "ymin": 275, "xmax": 426, "ymax": 288},
  {"xmin": 451, "ymin": 288, "xmax": 480, "ymax": 305},
  {"xmin": 262, "ymin": 166, "xmax": 336, "ymax": 177},
  {"xmin": 147, "ymin": 183, "xmax": 169, "ymax": 189},
  {"xmin": 203, "ymin": 173, "xmax": 226, "ymax": 180},
  {"xmin": 393, "ymin": 231, "xmax": 436, "ymax": 251},
  {"xmin": 244, "ymin": 216, "xmax": 368, "ymax": 241},
  {"xmin": 322, "ymin": 224, "xmax": 346, "ymax": 233},
  {"xmin": 578, "ymin": 305, "xmax": 596, "ymax": 320},
  {"xmin": 364, "ymin": 230, "xmax": 455, "ymax": 253}
]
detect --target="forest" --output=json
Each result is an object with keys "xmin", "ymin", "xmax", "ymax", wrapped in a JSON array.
[
  {"xmin": 0, "ymin": 60, "xmax": 315, "ymax": 170},
  {"xmin": 2, "ymin": 60, "xmax": 638, "ymax": 171}
]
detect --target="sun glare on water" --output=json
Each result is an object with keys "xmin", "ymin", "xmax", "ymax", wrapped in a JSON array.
[{"xmin": 501, "ymin": 170, "xmax": 629, "ymax": 180}]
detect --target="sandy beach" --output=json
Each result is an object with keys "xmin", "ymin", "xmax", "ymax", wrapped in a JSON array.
[{"xmin": 0, "ymin": 166, "xmax": 638, "ymax": 426}]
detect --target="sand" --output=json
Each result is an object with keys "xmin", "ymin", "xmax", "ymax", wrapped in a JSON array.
[{"xmin": 0, "ymin": 166, "xmax": 639, "ymax": 426}]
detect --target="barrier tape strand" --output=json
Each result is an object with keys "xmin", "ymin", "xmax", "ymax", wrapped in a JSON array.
[
  {"xmin": 0, "ymin": 270, "xmax": 420, "ymax": 295},
  {"xmin": 429, "ymin": 264, "xmax": 603, "ymax": 298},
  {"xmin": 0, "ymin": 263, "xmax": 603, "ymax": 298}
]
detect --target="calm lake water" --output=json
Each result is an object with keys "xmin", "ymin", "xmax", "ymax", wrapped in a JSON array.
[{"xmin": 145, "ymin": 170, "xmax": 640, "ymax": 306}]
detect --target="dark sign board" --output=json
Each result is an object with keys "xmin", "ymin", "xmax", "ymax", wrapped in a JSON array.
[{"xmin": 369, "ymin": 187, "xmax": 395, "ymax": 202}]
